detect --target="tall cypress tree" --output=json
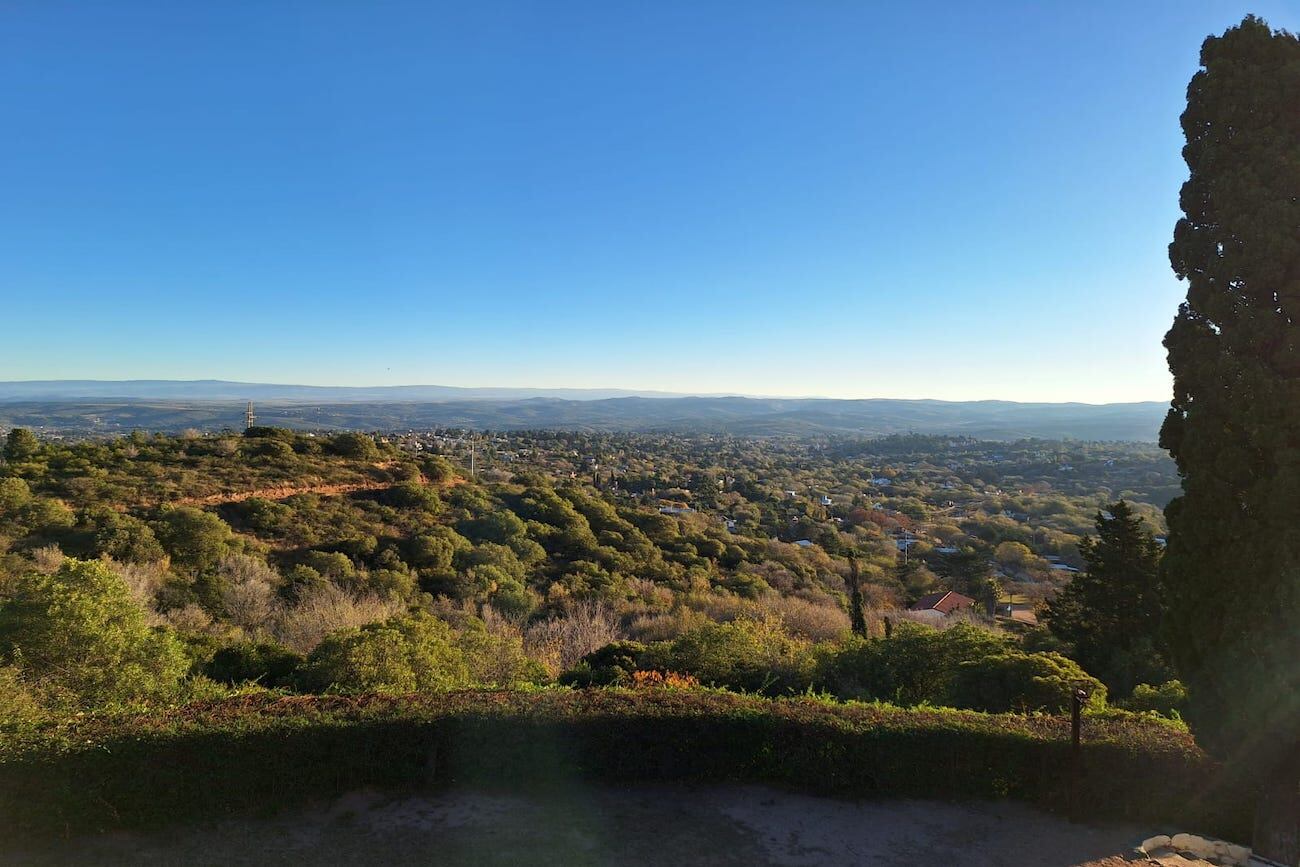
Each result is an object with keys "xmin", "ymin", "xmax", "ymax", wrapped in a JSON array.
[
  {"xmin": 847, "ymin": 556, "xmax": 867, "ymax": 638},
  {"xmin": 1161, "ymin": 16, "xmax": 1300, "ymax": 863}
]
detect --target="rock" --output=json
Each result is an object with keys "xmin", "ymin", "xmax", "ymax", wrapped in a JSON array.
[
  {"xmin": 1223, "ymin": 843, "xmax": 1250, "ymax": 865},
  {"xmin": 1142, "ymin": 835, "xmax": 1173, "ymax": 853},
  {"xmin": 1171, "ymin": 832, "xmax": 1223, "ymax": 860}
]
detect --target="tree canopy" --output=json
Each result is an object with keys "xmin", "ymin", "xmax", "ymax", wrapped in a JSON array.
[
  {"xmin": 1046, "ymin": 501, "xmax": 1167, "ymax": 696},
  {"xmin": 0, "ymin": 559, "xmax": 187, "ymax": 707},
  {"xmin": 1160, "ymin": 16, "xmax": 1300, "ymax": 862}
]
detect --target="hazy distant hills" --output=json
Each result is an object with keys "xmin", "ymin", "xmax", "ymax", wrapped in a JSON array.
[
  {"xmin": 0, "ymin": 382, "xmax": 1169, "ymax": 441},
  {"xmin": 0, "ymin": 380, "xmax": 700, "ymax": 402}
]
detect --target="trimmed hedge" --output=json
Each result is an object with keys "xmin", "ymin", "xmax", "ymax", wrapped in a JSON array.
[{"xmin": 0, "ymin": 689, "xmax": 1249, "ymax": 840}]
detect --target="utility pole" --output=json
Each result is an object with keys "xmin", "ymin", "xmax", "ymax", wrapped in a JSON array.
[
  {"xmin": 245, "ymin": 401, "xmax": 255, "ymax": 431},
  {"xmin": 470, "ymin": 436, "xmax": 476, "ymax": 478}
]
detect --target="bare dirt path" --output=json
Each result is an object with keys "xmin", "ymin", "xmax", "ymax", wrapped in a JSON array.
[
  {"xmin": 7, "ymin": 784, "xmax": 1154, "ymax": 866},
  {"xmin": 173, "ymin": 480, "xmax": 399, "ymax": 507},
  {"xmin": 170, "ymin": 471, "xmax": 463, "ymax": 507}
]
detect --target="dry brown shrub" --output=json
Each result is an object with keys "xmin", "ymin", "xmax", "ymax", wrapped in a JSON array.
[
  {"xmin": 625, "ymin": 577, "xmax": 674, "ymax": 610},
  {"xmin": 758, "ymin": 594, "xmax": 850, "ymax": 642},
  {"xmin": 523, "ymin": 600, "xmax": 623, "ymax": 675},
  {"xmin": 687, "ymin": 592, "xmax": 750, "ymax": 623},
  {"xmin": 216, "ymin": 554, "xmax": 279, "ymax": 635},
  {"xmin": 626, "ymin": 606, "xmax": 709, "ymax": 643},
  {"xmin": 273, "ymin": 583, "xmax": 404, "ymax": 653},
  {"xmin": 161, "ymin": 603, "xmax": 219, "ymax": 635},
  {"xmin": 103, "ymin": 558, "xmax": 173, "ymax": 624},
  {"xmin": 31, "ymin": 545, "xmax": 65, "ymax": 575}
]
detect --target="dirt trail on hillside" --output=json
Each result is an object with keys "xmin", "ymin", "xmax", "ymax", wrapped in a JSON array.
[
  {"xmin": 171, "ymin": 473, "xmax": 464, "ymax": 507},
  {"xmin": 7, "ymin": 784, "xmax": 1154, "ymax": 866},
  {"xmin": 174, "ymin": 480, "xmax": 398, "ymax": 506}
]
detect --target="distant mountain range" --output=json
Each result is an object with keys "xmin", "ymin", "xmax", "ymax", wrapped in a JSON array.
[
  {"xmin": 0, "ymin": 381, "xmax": 1169, "ymax": 441},
  {"xmin": 0, "ymin": 380, "xmax": 707, "ymax": 403}
]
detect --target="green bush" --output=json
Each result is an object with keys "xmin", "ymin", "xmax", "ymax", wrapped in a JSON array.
[
  {"xmin": 642, "ymin": 616, "xmax": 815, "ymax": 695},
  {"xmin": 298, "ymin": 612, "xmax": 541, "ymax": 694},
  {"xmin": 559, "ymin": 640, "xmax": 647, "ymax": 687},
  {"xmin": 381, "ymin": 482, "xmax": 441, "ymax": 512},
  {"xmin": 298, "ymin": 614, "xmax": 471, "ymax": 694},
  {"xmin": 947, "ymin": 650, "xmax": 1106, "ymax": 713},
  {"xmin": 0, "ymin": 559, "xmax": 187, "ymax": 707},
  {"xmin": 0, "ymin": 665, "xmax": 44, "ymax": 726},
  {"xmin": 816, "ymin": 622, "xmax": 1009, "ymax": 706},
  {"xmin": 151, "ymin": 508, "xmax": 237, "ymax": 573},
  {"xmin": 204, "ymin": 641, "xmax": 305, "ymax": 689},
  {"xmin": 326, "ymin": 433, "xmax": 379, "ymax": 460},
  {"xmin": 1122, "ymin": 680, "xmax": 1188, "ymax": 718}
]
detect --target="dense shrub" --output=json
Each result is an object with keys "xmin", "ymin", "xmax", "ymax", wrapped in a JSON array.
[
  {"xmin": 298, "ymin": 612, "xmax": 541, "ymax": 694},
  {"xmin": 1121, "ymin": 680, "xmax": 1188, "ymax": 717},
  {"xmin": 0, "ymin": 559, "xmax": 187, "ymax": 707},
  {"xmin": 946, "ymin": 650, "xmax": 1106, "ymax": 713},
  {"xmin": 0, "ymin": 666, "xmax": 43, "ymax": 725},
  {"xmin": 816, "ymin": 622, "xmax": 1009, "ymax": 706},
  {"xmin": 641, "ymin": 616, "xmax": 816, "ymax": 695},
  {"xmin": 559, "ymin": 640, "xmax": 647, "ymax": 687},
  {"xmin": 204, "ymin": 641, "xmax": 304, "ymax": 689},
  {"xmin": 298, "ymin": 613, "xmax": 471, "ymax": 694},
  {"xmin": 325, "ymin": 433, "xmax": 380, "ymax": 460},
  {"xmin": 151, "ymin": 508, "xmax": 237, "ymax": 573}
]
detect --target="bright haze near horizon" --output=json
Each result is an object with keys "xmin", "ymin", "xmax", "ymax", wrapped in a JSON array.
[{"xmin": 1, "ymin": 1, "xmax": 1292, "ymax": 404}]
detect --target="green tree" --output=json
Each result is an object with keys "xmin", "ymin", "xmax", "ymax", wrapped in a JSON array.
[
  {"xmin": 934, "ymin": 546, "xmax": 990, "ymax": 596},
  {"xmin": 2, "ymin": 428, "xmax": 39, "ymax": 463},
  {"xmin": 1159, "ymin": 17, "xmax": 1300, "ymax": 862},
  {"xmin": 152, "ymin": 507, "xmax": 237, "ymax": 573},
  {"xmin": 994, "ymin": 541, "xmax": 1035, "ymax": 569},
  {"xmin": 0, "ymin": 559, "xmax": 187, "ymax": 706},
  {"xmin": 0, "ymin": 478, "xmax": 32, "ymax": 512},
  {"xmin": 327, "ymin": 432, "xmax": 379, "ymax": 460},
  {"xmin": 1046, "ymin": 501, "xmax": 1167, "ymax": 695},
  {"xmin": 846, "ymin": 556, "xmax": 867, "ymax": 638}
]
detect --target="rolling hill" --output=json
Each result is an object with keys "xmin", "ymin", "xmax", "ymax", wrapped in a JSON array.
[{"xmin": 0, "ymin": 382, "xmax": 1168, "ymax": 441}]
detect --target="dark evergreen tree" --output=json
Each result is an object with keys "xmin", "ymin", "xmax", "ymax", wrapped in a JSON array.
[
  {"xmin": 1045, "ymin": 501, "xmax": 1167, "ymax": 695},
  {"xmin": 3, "ymin": 428, "xmax": 39, "ymax": 463},
  {"xmin": 847, "ymin": 556, "xmax": 867, "ymax": 638},
  {"xmin": 935, "ymin": 546, "xmax": 990, "ymax": 596},
  {"xmin": 1160, "ymin": 17, "xmax": 1300, "ymax": 863}
]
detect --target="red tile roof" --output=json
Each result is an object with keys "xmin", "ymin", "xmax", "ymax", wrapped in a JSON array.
[{"xmin": 909, "ymin": 590, "xmax": 976, "ymax": 614}]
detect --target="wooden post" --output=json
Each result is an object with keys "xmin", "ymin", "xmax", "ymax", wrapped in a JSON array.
[
  {"xmin": 1071, "ymin": 688, "xmax": 1085, "ymax": 755},
  {"xmin": 1070, "ymin": 687, "xmax": 1088, "ymax": 821}
]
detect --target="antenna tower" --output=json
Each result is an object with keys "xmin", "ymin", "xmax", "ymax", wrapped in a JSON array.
[{"xmin": 245, "ymin": 401, "xmax": 256, "ymax": 431}]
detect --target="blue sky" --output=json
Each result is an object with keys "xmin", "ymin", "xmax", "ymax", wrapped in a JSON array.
[{"xmin": 1, "ymin": 1, "xmax": 1293, "ymax": 402}]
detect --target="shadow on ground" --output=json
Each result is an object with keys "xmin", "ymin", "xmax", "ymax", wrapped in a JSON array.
[{"xmin": 6, "ymin": 784, "xmax": 1146, "ymax": 866}]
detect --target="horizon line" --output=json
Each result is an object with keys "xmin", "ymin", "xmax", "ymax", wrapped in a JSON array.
[{"xmin": 0, "ymin": 378, "xmax": 1172, "ymax": 407}]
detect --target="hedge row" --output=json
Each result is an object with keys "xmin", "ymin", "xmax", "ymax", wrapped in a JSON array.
[{"xmin": 0, "ymin": 688, "xmax": 1250, "ymax": 840}]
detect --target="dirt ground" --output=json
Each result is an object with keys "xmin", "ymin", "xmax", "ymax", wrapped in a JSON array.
[{"xmin": 6, "ymin": 784, "xmax": 1153, "ymax": 866}]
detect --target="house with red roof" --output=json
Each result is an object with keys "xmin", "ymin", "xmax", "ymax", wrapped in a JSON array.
[{"xmin": 908, "ymin": 590, "xmax": 976, "ymax": 620}]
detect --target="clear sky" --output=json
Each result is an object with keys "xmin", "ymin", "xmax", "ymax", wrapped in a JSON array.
[{"xmin": 1, "ymin": 1, "xmax": 1294, "ymax": 402}]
